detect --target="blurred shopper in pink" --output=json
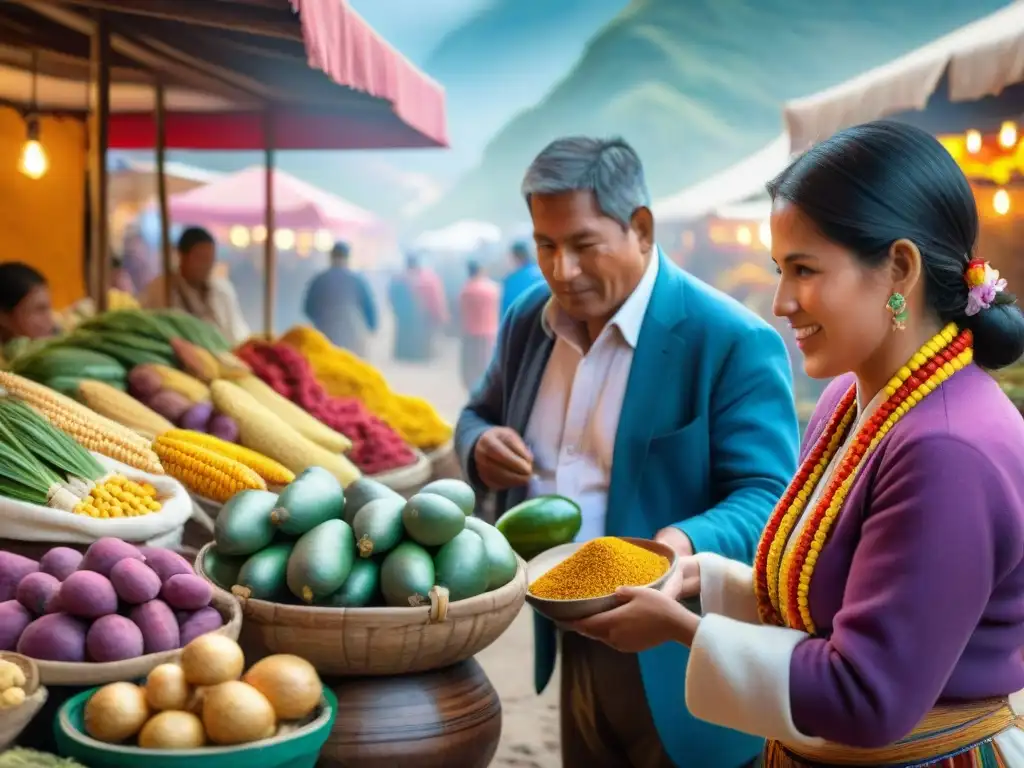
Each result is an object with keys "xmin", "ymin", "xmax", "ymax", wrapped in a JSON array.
[{"xmin": 458, "ymin": 260, "xmax": 499, "ymax": 391}]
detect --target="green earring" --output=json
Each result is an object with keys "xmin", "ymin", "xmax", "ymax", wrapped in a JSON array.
[{"xmin": 887, "ymin": 292, "xmax": 908, "ymax": 331}]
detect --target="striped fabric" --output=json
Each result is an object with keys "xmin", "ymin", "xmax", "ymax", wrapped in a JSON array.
[
  {"xmin": 761, "ymin": 699, "xmax": 1024, "ymax": 767},
  {"xmin": 763, "ymin": 736, "xmax": 1011, "ymax": 767}
]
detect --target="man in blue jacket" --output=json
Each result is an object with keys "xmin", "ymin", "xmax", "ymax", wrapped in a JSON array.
[
  {"xmin": 455, "ymin": 136, "xmax": 798, "ymax": 767},
  {"xmin": 500, "ymin": 240, "xmax": 544, "ymax": 318}
]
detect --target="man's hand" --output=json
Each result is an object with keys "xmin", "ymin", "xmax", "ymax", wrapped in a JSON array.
[
  {"xmin": 473, "ymin": 427, "xmax": 533, "ymax": 491},
  {"xmin": 655, "ymin": 525, "xmax": 693, "ymax": 558}
]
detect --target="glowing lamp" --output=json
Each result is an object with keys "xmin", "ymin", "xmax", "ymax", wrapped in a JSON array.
[
  {"xmin": 994, "ymin": 188, "xmax": 1011, "ymax": 216},
  {"xmin": 18, "ymin": 118, "xmax": 47, "ymax": 180},
  {"xmin": 999, "ymin": 121, "xmax": 1018, "ymax": 149},
  {"xmin": 966, "ymin": 130, "xmax": 982, "ymax": 154}
]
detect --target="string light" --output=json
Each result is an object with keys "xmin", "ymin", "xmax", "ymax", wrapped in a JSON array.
[
  {"xmin": 736, "ymin": 225, "xmax": 752, "ymax": 246},
  {"xmin": 313, "ymin": 229, "xmax": 334, "ymax": 252},
  {"xmin": 18, "ymin": 116, "xmax": 47, "ymax": 180},
  {"xmin": 966, "ymin": 129, "xmax": 982, "ymax": 154},
  {"xmin": 758, "ymin": 219, "xmax": 771, "ymax": 249},
  {"xmin": 999, "ymin": 121, "xmax": 1018, "ymax": 149},
  {"xmin": 228, "ymin": 225, "xmax": 250, "ymax": 248},
  {"xmin": 994, "ymin": 188, "xmax": 1011, "ymax": 216},
  {"xmin": 273, "ymin": 228, "xmax": 296, "ymax": 250}
]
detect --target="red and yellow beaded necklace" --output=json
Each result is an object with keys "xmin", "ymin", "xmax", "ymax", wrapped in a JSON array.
[{"xmin": 753, "ymin": 322, "xmax": 974, "ymax": 633}]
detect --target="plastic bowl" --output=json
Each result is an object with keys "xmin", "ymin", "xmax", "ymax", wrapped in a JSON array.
[
  {"xmin": 54, "ymin": 685, "xmax": 336, "ymax": 768},
  {"xmin": 524, "ymin": 537, "xmax": 678, "ymax": 622}
]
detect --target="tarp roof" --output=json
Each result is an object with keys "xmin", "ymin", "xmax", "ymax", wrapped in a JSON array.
[
  {"xmin": 785, "ymin": 2, "xmax": 1024, "ymax": 153},
  {"xmin": 168, "ymin": 165, "xmax": 383, "ymax": 236}
]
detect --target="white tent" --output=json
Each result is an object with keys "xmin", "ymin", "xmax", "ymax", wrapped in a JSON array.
[
  {"xmin": 784, "ymin": 2, "xmax": 1024, "ymax": 153},
  {"xmin": 652, "ymin": 135, "xmax": 791, "ymax": 223},
  {"xmin": 413, "ymin": 220, "xmax": 502, "ymax": 252}
]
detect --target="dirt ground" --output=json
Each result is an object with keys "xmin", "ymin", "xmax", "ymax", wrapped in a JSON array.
[{"xmin": 367, "ymin": 325, "xmax": 561, "ymax": 768}]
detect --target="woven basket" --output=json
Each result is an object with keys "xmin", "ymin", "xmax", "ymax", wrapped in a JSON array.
[
  {"xmin": 0, "ymin": 652, "xmax": 46, "ymax": 751},
  {"xmin": 368, "ymin": 450, "xmax": 433, "ymax": 494},
  {"xmin": 195, "ymin": 542, "xmax": 527, "ymax": 676},
  {"xmin": 34, "ymin": 589, "xmax": 242, "ymax": 686}
]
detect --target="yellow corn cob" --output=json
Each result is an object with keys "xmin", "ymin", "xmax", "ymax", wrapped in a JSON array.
[
  {"xmin": 139, "ymin": 364, "xmax": 210, "ymax": 404},
  {"xmin": 153, "ymin": 435, "xmax": 267, "ymax": 503},
  {"xmin": 0, "ymin": 371, "xmax": 164, "ymax": 474},
  {"xmin": 233, "ymin": 375, "xmax": 352, "ymax": 453},
  {"xmin": 161, "ymin": 429, "xmax": 295, "ymax": 486},
  {"xmin": 78, "ymin": 380, "xmax": 175, "ymax": 439},
  {"xmin": 73, "ymin": 474, "xmax": 162, "ymax": 517},
  {"xmin": 210, "ymin": 380, "xmax": 361, "ymax": 487}
]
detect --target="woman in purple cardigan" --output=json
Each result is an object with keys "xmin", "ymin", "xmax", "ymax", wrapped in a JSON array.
[{"xmin": 572, "ymin": 121, "xmax": 1024, "ymax": 766}]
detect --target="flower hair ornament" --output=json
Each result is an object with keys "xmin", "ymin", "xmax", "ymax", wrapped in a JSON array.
[{"xmin": 964, "ymin": 257, "xmax": 1008, "ymax": 316}]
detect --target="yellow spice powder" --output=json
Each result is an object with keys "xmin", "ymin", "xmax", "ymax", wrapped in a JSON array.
[{"xmin": 529, "ymin": 537, "xmax": 669, "ymax": 600}]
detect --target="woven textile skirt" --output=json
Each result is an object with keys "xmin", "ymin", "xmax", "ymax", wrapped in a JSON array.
[{"xmin": 762, "ymin": 697, "xmax": 1024, "ymax": 767}]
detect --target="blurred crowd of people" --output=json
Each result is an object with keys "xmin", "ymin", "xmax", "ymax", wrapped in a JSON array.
[{"xmin": 0, "ymin": 227, "xmax": 545, "ymax": 395}]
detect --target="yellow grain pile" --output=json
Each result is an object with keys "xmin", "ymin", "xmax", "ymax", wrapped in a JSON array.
[{"xmin": 529, "ymin": 537, "xmax": 668, "ymax": 600}]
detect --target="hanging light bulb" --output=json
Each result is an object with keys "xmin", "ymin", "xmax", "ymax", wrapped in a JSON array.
[
  {"xmin": 994, "ymin": 188, "xmax": 1011, "ymax": 216},
  {"xmin": 966, "ymin": 129, "xmax": 982, "ymax": 154},
  {"xmin": 18, "ymin": 116, "xmax": 47, "ymax": 180},
  {"xmin": 999, "ymin": 121, "xmax": 1018, "ymax": 149}
]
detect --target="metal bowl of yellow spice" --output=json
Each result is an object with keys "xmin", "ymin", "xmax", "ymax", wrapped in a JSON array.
[{"xmin": 525, "ymin": 536, "xmax": 677, "ymax": 622}]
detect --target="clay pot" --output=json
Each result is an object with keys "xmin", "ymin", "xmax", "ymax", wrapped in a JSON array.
[{"xmin": 317, "ymin": 659, "xmax": 501, "ymax": 768}]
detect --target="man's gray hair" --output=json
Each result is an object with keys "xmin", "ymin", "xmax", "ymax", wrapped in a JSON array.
[{"xmin": 521, "ymin": 136, "xmax": 651, "ymax": 228}]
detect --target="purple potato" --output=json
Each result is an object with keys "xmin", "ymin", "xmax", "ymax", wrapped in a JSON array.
[
  {"xmin": 38, "ymin": 547, "xmax": 83, "ymax": 581},
  {"xmin": 0, "ymin": 600, "xmax": 32, "ymax": 651},
  {"xmin": 17, "ymin": 613, "xmax": 87, "ymax": 662},
  {"xmin": 87, "ymin": 615, "xmax": 145, "ymax": 662},
  {"xmin": 58, "ymin": 571, "xmax": 118, "ymax": 619},
  {"xmin": 79, "ymin": 538, "xmax": 144, "ymax": 577},
  {"xmin": 0, "ymin": 552, "xmax": 39, "ymax": 603},
  {"xmin": 160, "ymin": 574, "xmax": 213, "ymax": 611},
  {"xmin": 16, "ymin": 571, "xmax": 61, "ymax": 615},
  {"xmin": 129, "ymin": 599, "xmax": 180, "ymax": 654},
  {"xmin": 109, "ymin": 559, "xmax": 162, "ymax": 604}
]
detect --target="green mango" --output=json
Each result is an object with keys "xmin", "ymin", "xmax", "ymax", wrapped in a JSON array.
[
  {"xmin": 286, "ymin": 518, "xmax": 355, "ymax": 604},
  {"xmin": 271, "ymin": 466, "xmax": 345, "ymax": 537}
]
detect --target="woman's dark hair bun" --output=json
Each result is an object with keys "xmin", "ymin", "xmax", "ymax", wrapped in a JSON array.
[
  {"xmin": 962, "ymin": 297, "xmax": 1024, "ymax": 370},
  {"xmin": 768, "ymin": 119, "xmax": 1024, "ymax": 370}
]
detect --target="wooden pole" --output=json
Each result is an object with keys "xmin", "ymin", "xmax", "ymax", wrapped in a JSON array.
[
  {"xmin": 154, "ymin": 80, "xmax": 173, "ymax": 306},
  {"xmin": 88, "ymin": 10, "xmax": 110, "ymax": 311},
  {"xmin": 262, "ymin": 112, "xmax": 276, "ymax": 338}
]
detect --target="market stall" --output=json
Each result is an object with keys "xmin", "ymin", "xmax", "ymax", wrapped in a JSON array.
[
  {"xmin": 781, "ymin": 2, "xmax": 1024, "ymax": 286},
  {"xmin": 0, "ymin": 3, "xmax": 558, "ymax": 764},
  {"xmin": 0, "ymin": 304, "xmax": 575, "ymax": 766},
  {"xmin": 0, "ymin": 0, "xmax": 448, "ymax": 333}
]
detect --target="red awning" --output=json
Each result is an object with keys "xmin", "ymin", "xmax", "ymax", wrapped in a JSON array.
[
  {"xmin": 0, "ymin": 1, "xmax": 449, "ymax": 151},
  {"xmin": 288, "ymin": 0, "xmax": 448, "ymax": 151}
]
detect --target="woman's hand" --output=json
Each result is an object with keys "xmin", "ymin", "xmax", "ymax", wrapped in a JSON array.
[
  {"xmin": 566, "ymin": 586, "xmax": 701, "ymax": 653},
  {"xmin": 661, "ymin": 556, "xmax": 700, "ymax": 601}
]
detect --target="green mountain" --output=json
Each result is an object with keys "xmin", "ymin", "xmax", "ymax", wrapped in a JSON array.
[{"xmin": 419, "ymin": 0, "xmax": 1009, "ymax": 228}]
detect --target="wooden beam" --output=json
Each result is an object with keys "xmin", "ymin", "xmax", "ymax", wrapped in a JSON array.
[
  {"xmin": 155, "ymin": 79, "xmax": 173, "ymax": 307},
  {"xmin": 0, "ymin": 44, "xmax": 147, "ymax": 84},
  {"xmin": 263, "ymin": 112, "xmax": 276, "ymax": 338},
  {"xmin": 13, "ymin": 1, "xmax": 258, "ymax": 103},
  {"xmin": 88, "ymin": 9, "xmax": 110, "ymax": 312},
  {"xmin": 61, "ymin": 0, "xmax": 302, "ymax": 42},
  {"xmin": 118, "ymin": 27, "xmax": 276, "ymax": 101}
]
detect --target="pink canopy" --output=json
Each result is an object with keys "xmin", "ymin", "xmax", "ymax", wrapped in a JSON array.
[{"xmin": 168, "ymin": 166, "xmax": 383, "ymax": 237}]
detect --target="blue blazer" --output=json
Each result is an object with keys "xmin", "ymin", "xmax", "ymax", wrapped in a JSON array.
[{"xmin": 455, "ymin": 252, "xmax": 798, "ymax": 768}]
